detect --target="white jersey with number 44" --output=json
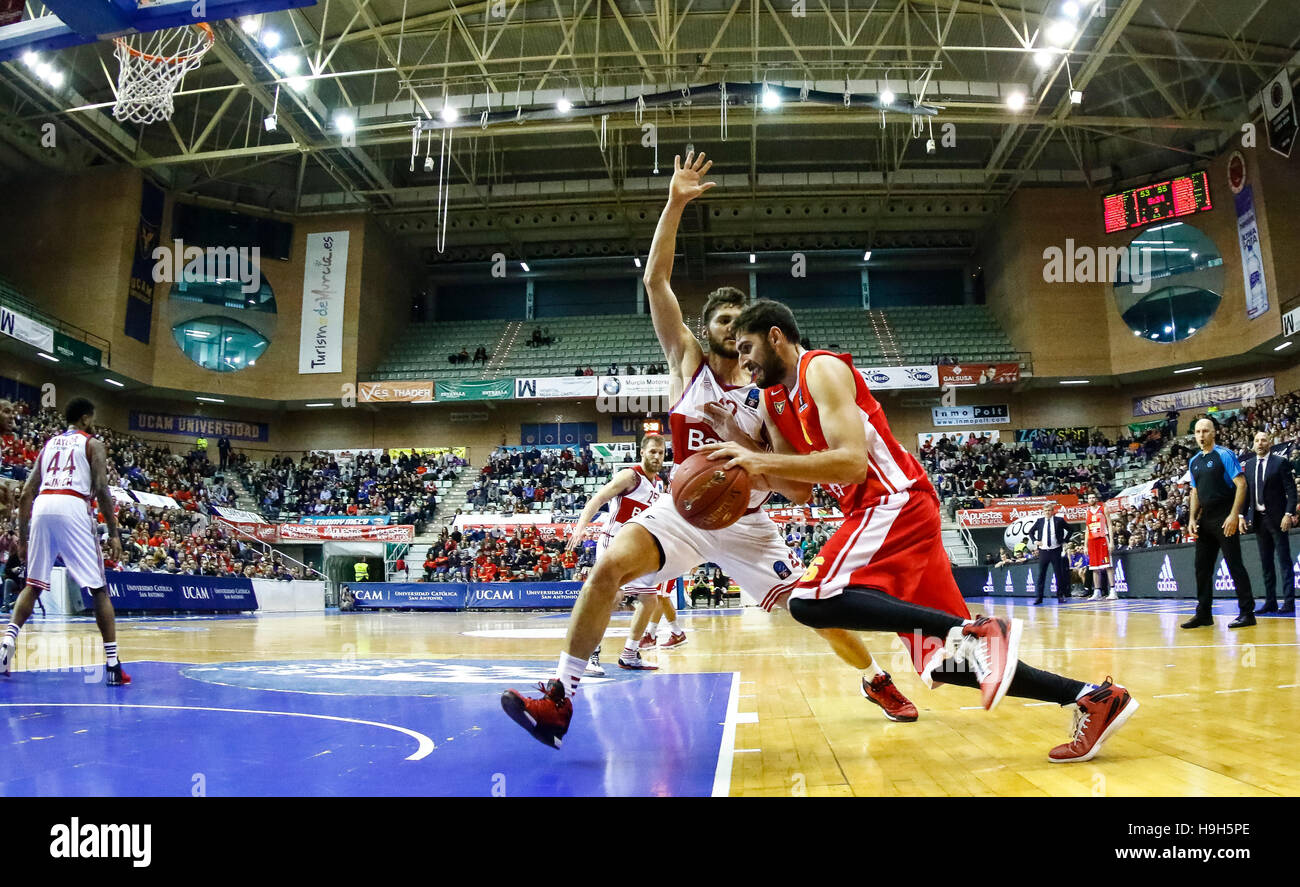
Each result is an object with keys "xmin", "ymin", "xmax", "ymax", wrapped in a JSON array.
[{"xmin": 38, "ymin": 430, "xmax": 94, "ymax": 500}]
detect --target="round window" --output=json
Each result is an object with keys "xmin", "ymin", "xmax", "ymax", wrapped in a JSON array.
[{"xmin": 1114, "ymin": 222, "xmax": 1224, "ymax": 344}]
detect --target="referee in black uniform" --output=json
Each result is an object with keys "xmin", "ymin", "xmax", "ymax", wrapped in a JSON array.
[{"xmin": 1182, "ymin": 416, "xmax": 1255, "ymax": 629}]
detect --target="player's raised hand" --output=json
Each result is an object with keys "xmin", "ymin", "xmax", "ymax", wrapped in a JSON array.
[
  {"xmin": 699, "ymin": 401, "xmax": 753, "ymax": 450},
  {"xmin": 670, "ymin": 150, "xmax": 716, "ymax": 204}
]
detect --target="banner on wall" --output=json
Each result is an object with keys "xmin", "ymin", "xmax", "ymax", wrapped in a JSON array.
[
  {"xmin": 349, "ymin": 583, "xmax": 467, "ymax": 610},
  {"xmin": 957, "ymin": 503, "xmax": 1088, "ymax": 528},
  {"xmin": 0, "ymin": 304, "xmax": 53, "ymax": 352},
  {"xmin": 590, "ymin": 442, "xmax": 638, "ymax": 464},
  {"xmin": 129, "ymin": 411, "xmax": 269, "ymax": 443},
  {"xmin": 857, "ymin": 365, "xmax": 938, "ymax": 390},
  {"xmin": 125, "ymin": 180, "xmax": 163, "ymax": 344},
  {"xmin": 515, "ymin": 377, "xmax": 597, "ymax": 399},
  {"xmin": 1234, "ymin": 186, "xmax": 1270, "ymax": 320},
  {"xmin": 436, "ymin": 378, "xmax": 513, "ymax": 401},
  {"xmin": 358, "ymin": 380, "xmax": 433, "ymax": 403},
  {"xmin": 1132, "ymin": 377, "xmax": 1274, "ymax": 416},
  {"xmin": 1014, "ymin": 426, "xmax": 1091, "ymax": 444},
  {"xmin": 214, "ymin": 519, "xmax": 280, "ymax": 543},
  {"xmin": 931, "ymin": 405, "xmax": 1009, "ymax": 426},
  {"xmin": 937, "ymin": 363, "xmax": 1020, "ymax": 387},
  {"xmin": 1262, "ymin": 67, "xmax": 1297, "ymax": 159},
  {"xmin": 598, "ymin": 375, "xmax": 672, "ymax": 397},
  {"xmin": 212, "ymin": 506, "xmax": 270, "ymax": 524},
  {"xmin": 299, "ymin": 231, "xmax": 349, "ymax": 374},
  {"xmin": 278, "ymin": 523, "xmax": 414, "ymax": 542},
  {"xmin": 298, "ymin": 514, "xmax": 392, "ymax": 526},
  {"xmin": 52, "ymin": 332, "xmax": 103, "ymax": 368},
  {"xmin": 917, "ymin": 430, "xmax": 1002, "ymax": 448},
  {"xmin": 1283, "ymin": 305, "xmax": 1300, "ymax": 337}
]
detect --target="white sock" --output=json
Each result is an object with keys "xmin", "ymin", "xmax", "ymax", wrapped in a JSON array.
[
  {"xmin": 104, "ymin": 642, "xmax": 119, "ymax": 668},
  {"xmin": 666, "ymin": 620, "xmax": 680, "ymax": 635},
  {"xmin": 646, "ymin": 620, "xmax": 660, "ymax": 637},
  {"xmin": 555, "ymin": 652, "xmax": 587, "ymax": 697},
  {"xmin": 623, "ymin": 636, "xmax": 639, "ymax": 653},
  {"xmin": 865, "ymin": 660, "xmax": 885, "ymax": 678}
]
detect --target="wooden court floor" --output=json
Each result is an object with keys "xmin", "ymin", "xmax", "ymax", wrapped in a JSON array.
[{"xmin": 4, "ymin": 597, "xmax": 1298, "ymax": 797}]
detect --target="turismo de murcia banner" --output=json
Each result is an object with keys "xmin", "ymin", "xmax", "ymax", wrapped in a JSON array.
[
  {"xmin": 300, "ymin": 231, "xmax": 349, "ymax": 374},
  {"xmin": 1132, "ymin": 377, "xmax": 1275, "ymax": 417},
  {"xmin": 129, "ymin": 411, "xmax": 270, "ymax": 443}
]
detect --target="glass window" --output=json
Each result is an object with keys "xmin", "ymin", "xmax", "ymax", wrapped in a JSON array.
[
  {"xmin": 172, "ymin": 317, "xmax": 269, "ymax": 372},
  {"xmin": 1113, "ymin": 222, "xmax": 1224, "ymax": 344},
  {"xmin": 170, "ymin": 273, "xmax": 276, "ymax": 313}
]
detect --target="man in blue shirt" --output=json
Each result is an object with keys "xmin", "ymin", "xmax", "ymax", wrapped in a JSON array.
[{"xmin": 1183, "ymin": 416, "xmax": 1254, "ymax": 629}]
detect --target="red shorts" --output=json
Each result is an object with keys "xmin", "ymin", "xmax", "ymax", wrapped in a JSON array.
[
  {"xmin": 790, "ymin": 490, "xmax": 971, "ymax": 680},
  {"xmin": 1086, "ymin": 536, "xmax": 1111, "ymax": 570}
]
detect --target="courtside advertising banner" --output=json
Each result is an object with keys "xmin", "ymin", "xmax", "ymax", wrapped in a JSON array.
[
  {"xmin": 348, "ymin": 583, "xmax": 467, "ymax": 610},
  {"xmin": 300, "ymin": 231, "xmax": 349, "ymax": 374},
  {"xmin": 97, "ymin": 572, "xmax": 258, "ymax": 611},
  {"xmin": 514, "ymin": 377, "xmax": 597, "ymax": 399},
  {"xmin": 857, "ymin": 365, "xmax": 938, "ymax": 390},
  {"xmin": 464, "ymin": 581, "xmax": 582, "ymax": 609},
  {"xmin": 598, "ymin": 375, "xmax": 672, "ymax": 397},
  {"xmin": 957, "ymin": 503, "xmax": 1088, "ymax": 528},
  {"xmin": 937, "ymin": 363, "xmax": 1020, "ymax": 387}
]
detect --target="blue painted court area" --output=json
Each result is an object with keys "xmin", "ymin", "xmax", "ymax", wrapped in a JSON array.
[{"xmin": 0, "ymin": 659, "xmax": 733, "ymax": 797}]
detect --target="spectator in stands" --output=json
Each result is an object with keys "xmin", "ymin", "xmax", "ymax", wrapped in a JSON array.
[{"xmin": 607, "ymin": 363, "xmax": 619, "ymax": 376}]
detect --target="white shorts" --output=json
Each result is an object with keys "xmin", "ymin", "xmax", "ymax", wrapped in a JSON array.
[
  {"xmin": 27, "ymin": 493, "xmax": 106, "ymax": 592},
  {"xmin": 598, "ymin": 531, "xmax": 672, "ymax": 596},
  {"xmin": 626, "ymin": 497, "xmax": 801, "ymax": 611}
]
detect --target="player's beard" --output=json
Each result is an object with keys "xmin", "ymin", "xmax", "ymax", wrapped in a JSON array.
[
  {"xmin": 707, "ymin": 330, "xmax": 739, "ymax": 360},
  {"xmin": 746, "ymin": 342, "xmax": 787, "ymax": 389}
]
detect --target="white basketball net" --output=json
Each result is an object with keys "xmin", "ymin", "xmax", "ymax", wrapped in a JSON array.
[{"xmin": 112, "ymin": 23, "xmax": 214, "ymax": 124}]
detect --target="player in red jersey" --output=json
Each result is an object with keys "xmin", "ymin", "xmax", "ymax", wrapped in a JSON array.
[
  {"xmin": 566, "ymin": 433, "xmax": 673, "ymax": 673},
  {"xmin": 500, "ymin": 153, "xmax": 916, "ymax": 748},
  {"xmin": 2, "ymin": 398, "xmax": 130, "ymax": 685},
  {"xmin": 704, "ymin": 300, "xmax": 1138, "ymax": 763},
  {"xmin": 1083, "ymin": 493, "xmax": 1118, "ymax": 600}
]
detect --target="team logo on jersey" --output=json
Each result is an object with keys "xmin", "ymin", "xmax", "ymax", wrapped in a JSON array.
[
  {"xmin": 745, "ymin": 389, "xmax": 760, "ymax": 410},
  {"xmin": 1157, "ymin": 555, "xmax": 1179, "ymax": 593},
  {"xmin": 774, "ymin": 400, "xmax": 786, "ymax": 415},
  {"xmin": 773, "ymin": 561, "xmax": 792, "ymax": 580}
]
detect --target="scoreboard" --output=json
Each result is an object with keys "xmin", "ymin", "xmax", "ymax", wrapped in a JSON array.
[{"xmin": 1102, "ymin": 170, "xmax": 1212, "ymax": 234}]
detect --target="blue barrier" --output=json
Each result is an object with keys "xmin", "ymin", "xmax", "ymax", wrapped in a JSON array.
[
  {"xmin": 95, "ymin": 573, "xmax": 258, "ymax": 612},
  {"xmin": 344, "ymin": 581, "xmax": 583, "ymax": 610}
]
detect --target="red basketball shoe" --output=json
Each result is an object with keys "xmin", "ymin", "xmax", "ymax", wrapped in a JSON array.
[
  {"xmin": 961, "ymin": 616, "xmax": 1022, "ymax": 711},
  {"xmin": 1049, "ymin": 678, "xmax": 1138, "ymax": 763},
  {"xmin": 638, "ymin": 631, "xmax": 657, "ymax": 649},
  {"xmin": 106, "ymin": 663, "xmax": 131, "ymax": 686},
  {"xmin": 861, "ymin": 672, "xmax": 919, "ymax": 722},
  {"xmin": 501, "ymin": 679, "xmax": 573, "ymax": 749},
  {"xmin": 660, "ymin": 631, "xmax": 688, "ymax": 649}
]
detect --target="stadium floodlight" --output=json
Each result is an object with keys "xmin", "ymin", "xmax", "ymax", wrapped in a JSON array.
[
  {"xmin": 334, "ymin": 113, "xmax": 355, "ymax": 134},
  {"xmin": 556, "ymin": 97, "xmax": 573, "ymax": 113},
  {"xmin": 196, "ymin": 396, "xmax": 225, "ymax": 403},
  {"xmin": 761, "ymin": 87, "xmax": 781, "ymax": 109},
  {"xmin": 863, "ymin": 251, "xmax": 872, "ymax": 261},
  {"xmin": 633, "ymin": 257, "xmax": 642, "ymax": 268},
  {"xmin": 270, "ymin": 53, "xmax": 300, "ymax": 73},
  {"xmin": 520, "ymin": 262, "xmax": 530, "ymax": 272},
  {"xmin": 1173, "ymin": 366, "xmax": 1203, "ymax": 374},
  {"xmin": 1007, "ymin": 91, "xmax": 1027, "ymax": 111},
  {"xmin": 286, "ymin": 76, "xmax": 309, "ymax": 93},
  {"xmin": 749, "ymin": 253, "xmax": 756, "ymax": 264},
  {"xmin": 1275, "ymin": 341, "xmax": 1293, "ymax": 351},
  {"xmin": 1059, "ymin": 379, "xmax": 1090, "ymax": 385},
  {"xmin": 240, "ymin": 16, "xmax": 261, "ymax": 35},
  {"xmin": 1034, "ymin": 50, "xmax": 1054, "ymax": 70},
  {"xmin": 264, "ymin": 114, "xmax": 278, "ymax": 132},
  {"xmin": 1046, "ymin": 19, "xmax": 1075, "ymax": 44},
  {"xmin": 260, "ymin": 29, "xmax": 282, "ymax": 50},
  {"xmin": 104, "ymin": 379, "xmax": 125, "ymax": 388},
  {"xmin": 37, "ymin": 352, "xmax": 59, "ymax": 362},
  {"xmin": 880, "ymin": 89, "xmax": 896, "ymax": 105},
  {"xmin": 21, "ymin": 51, "xmax": 38, "ymax": 69},
  {"xmin": 440, "ymin": 104, "xmax": 459, "ymax": 123}
]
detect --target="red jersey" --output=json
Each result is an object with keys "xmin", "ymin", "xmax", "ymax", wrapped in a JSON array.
[
  {"xmin": 763, "ymin": 350, "xmax": 935, "ymax": 514},
  {"xmin": 1085, "ymin": 505, "xmax": 1109, "ymax": 540}
]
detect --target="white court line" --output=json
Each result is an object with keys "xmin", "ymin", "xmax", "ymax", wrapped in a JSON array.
[
  {"xmin": 1215, "ymin": 688, "xmax": 1253, "ymax": 694},
  {"xmin": 0, "ymin": 703, "xmax": 436, "ymax": 761},
  {"xmin": 735, "ymin": 748, "xmax": 762, "ymax": 754},
  {"xmin": 711, "ymin": 673, "xmax": 742, "ymax": 798},
  {"xmin": 1022, "ymin": 702, "xmax": 1056, "ymax": 706},
  {"xmin": 1279, "ymin": 684, "xmax": 1300, "ymax": 689},
  {"xmin": 959, "ymin": 705, "xmax": 984, "ymax": 710},
  {"xmin": 735, "ymin": 712, "xmax": 759, "ymax": 724},
  {"xmin": 1151, "ymin": 693, "xmax": 1190, "ymax": 698}
]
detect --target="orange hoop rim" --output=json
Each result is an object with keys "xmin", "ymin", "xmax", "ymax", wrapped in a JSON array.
[{"xmin": 114, "ymin": 21, "xmax": 214, "ymax": 66}]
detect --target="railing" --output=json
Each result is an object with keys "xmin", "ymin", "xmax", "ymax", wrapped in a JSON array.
[
  {"xmin": 219, "ymin": 520, "xmax": 327, "ymax": 581},
  {"xmin": 0, "ymin": 277, "xmax": 112, "ymax": 367}
]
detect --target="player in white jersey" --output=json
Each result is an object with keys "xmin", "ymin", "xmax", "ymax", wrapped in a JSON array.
[
  {"xmin": 2, "ymin": 398, "xmax": 129, "ymax": 685},
  {"xmin": 502, "ymin": 152, "xmax": 916, "ymax": 748},
  {"xmin": 566, "ymin": 434, "xmax": 672, "ymax": 674}
]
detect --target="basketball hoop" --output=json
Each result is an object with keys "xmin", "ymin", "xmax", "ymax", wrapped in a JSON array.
[{"xmin": 112, "ymin": 21, "xmax": 215, "ymax": 124}]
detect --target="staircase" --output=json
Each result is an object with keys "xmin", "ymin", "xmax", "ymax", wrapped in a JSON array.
[
  {"xmin": 222, "ymin": 472, "xmax": 262, "ymax": 514},
  {"xmin": 867, "ymin": 310, "xmax": 905, "ymax": 366},
  {"xmin": 941, "ymin": 511, "xmax": 979, "ymax": 566},
  {"xmin": 481, "ymin": 320, "xmax": 523, "ymax": 378},
  {"xmin": 413, "ymin": 466, "xmax": 482, "ymax": 543}
]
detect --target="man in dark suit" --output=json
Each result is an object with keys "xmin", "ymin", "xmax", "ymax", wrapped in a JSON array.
[
  {"xmin": 1241, "ymin": 431, "xmax": 1297, "ymax": 614},
  {"xmin": 1029, "ymin": 500, "xmax": 1071, "ymax": 604}
]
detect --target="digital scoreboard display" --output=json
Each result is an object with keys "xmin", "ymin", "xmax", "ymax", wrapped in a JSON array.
[{"xmin": 1102, "ymin": 170, "xmax": 1212, "ymax": 234}]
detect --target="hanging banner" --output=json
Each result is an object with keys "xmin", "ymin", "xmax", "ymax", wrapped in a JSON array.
[
  {"xmin": 129, "ymin": 411, "xmax": 269, "ymax": 443},
  {"xmin": 916, "ymin": 430, "xmax": 1002, "ymax": 448},
  {"xmin": 1234, "ymin": 186, "xmax": 1270, "ymax": 320},
  {"xmin": 435, "ymin": 378, "xmax": 513, "ymax": 401},
  {"xmin": 212, "ymin": 506, "xmax": 270, "ymax": 524},
  {"xmin": 598, "ymin": 375, "xmax": 672, "ymax": 397},
  {"xmin": 1262, "ymin": 67, "xmax": 1298, "ymax": 159},
  {"xmin": 931, "ymin": 405, "xmax": 1009, "ymax": 426},
  {"xmin": 278, "ymin": 523, "xmax": 414, "ymax": 542},
  {"xmin": 358, "ymin": 380, "xmax": 433, "ymax": 403},
  {"xmin": 300, "ymin": 231, "xmax": 349, "ymax": 374},
  {"xmin": 515, "ymin": 377, "xmax": 598, "ymax": 399},
  {"xmin": 1132, "ymin": 377, "xmax": 1274, "ymax": 416},
  {"xmin": 52, "ymin": 332, "xmax": 103, "ymax": 368},
  {"xmin": 299, "ymin": 515, "xmax": 392, "ymax": 526},
  {"xmin": 857, "ymin": 365, "xmax": 939, "ymax": 390},
  {"xmin": 937, "ymin": 363, "xmax": 1020, "ymax": 387},
  {"xmin": 125, "ymin": 180, "xmax": 163, "ymax": 344},
  {"xmin": 0, "ymin": 304, "xmax": 54, "ymax": 352}
]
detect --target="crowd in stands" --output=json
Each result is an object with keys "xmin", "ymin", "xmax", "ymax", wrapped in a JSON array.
[
  {"xmin": 418, "ymin": 526, "xmax": 589, "ymax": 583},
  {"xmin": 526, "ymin": 327, "xmax": 555, "ymax": 348},
  {"xmin": 448, "ymin": 346, "xmax": 491, "ymax": 365},
  {"xmin": 463, "ymin": 445, "xmax": 613, "ymax": 515},
  {"xmin": 240, "ymin": 450, "xmax": 464, "ymax": 530}
]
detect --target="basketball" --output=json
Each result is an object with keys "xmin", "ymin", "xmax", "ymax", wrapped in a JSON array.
[{"xmin": 670, "ymin": 451, "xmax": 752, "ymax": 530}]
